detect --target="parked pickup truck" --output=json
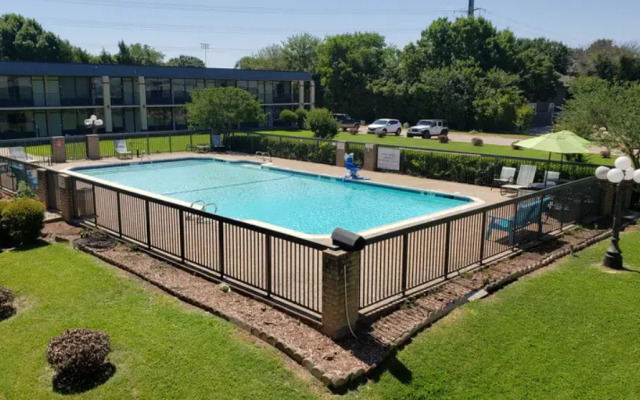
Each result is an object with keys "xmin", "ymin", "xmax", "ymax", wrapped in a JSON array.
[{"xmin": 333, "ymin": 113, "xmax": 363, "ymax": 132}]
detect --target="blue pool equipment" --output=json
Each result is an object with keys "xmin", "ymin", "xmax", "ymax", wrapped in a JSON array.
[{"xmin": 344, "ymin": 153, "xmax": 369, "ymax": 181}]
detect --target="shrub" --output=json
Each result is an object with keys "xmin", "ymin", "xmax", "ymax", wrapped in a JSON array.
[
  {"xmin": 438, "ymin": 135, "xmax": 449, "ymax": 143},
  {"xmin": 307, "ymin": 108, "xmax": 339, "ymax": 138},
  {"xmin": 377, "ymin": 131, "xmax": 386, "ymax": 138},
  {"xmin": 278, "ymin": 109, "xmax": 298, "ymax": 127},
  {"xmin": 511, "ymin": 141, "xmax": 521, "ymax": 150},
  {"xmin": 47, "ymin": 329, "xmax": 111, "ymax": 374},
  {"xmin": 1, "ymin": 198, "xmax": 45, "ymax": 244},
  {"xmin": 600, "ymin": 148, "xmax": 611, "ymax": 159},
  {"xmin": 294, "ymin": 107, "xmax": 308, "ymax": 129},
  {"xmin": 403, "ymin": 122, "xmax": 410, "ymax": 129},
  {"xmin": 471, "ymin": 137, "xmax": 484, "ymax": 146},
  {"xmin": 16, "ymin": 181, "xmax": 37, "ymax": 199}
]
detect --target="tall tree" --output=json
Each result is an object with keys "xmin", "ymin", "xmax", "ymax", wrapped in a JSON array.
[
  {"xmin": 115, "ymin": 41, "xmax": 164, "ymax": 66},
  {"xmin": 0, "ymin": 13, "xmax": 91, "ymax": 62},
  {"xmin": 234, "ymin": 44, "xmax": 287, "ymax": 70},
  {"xmin": 166, "ymin": 55, "xmax": 205, "ymax": 67},
  {"xmin": 316, "ymin": 32, "xmax": 391, "ymax": 121},
  {"xmin": 281, "ymin": 33, "xmax": 321, "ymax": 72}
]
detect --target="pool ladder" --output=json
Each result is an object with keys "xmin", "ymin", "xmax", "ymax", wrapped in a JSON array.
[
  {"xmin": 255, "ymin": 151, "xmax": 271, "ymax": 162},
  {"xmin": 139, "ymin": 150, "xmax": 152, "ymax": 164},
  {"xmin": 190, "ymin": 200, "xmax": 218, "ymax": 214}
]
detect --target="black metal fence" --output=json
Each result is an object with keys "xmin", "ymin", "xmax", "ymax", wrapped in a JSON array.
[
  {"xmin": 358, "ymin": 177, "xmax": 601, "ymax": 313},
  {"xmin": 70, "ymin": 174, "xmax": 328, "ymax": 321},
  {"xmin": 97, "ymin": 130, "xmax": 210, "ymax": 158}
]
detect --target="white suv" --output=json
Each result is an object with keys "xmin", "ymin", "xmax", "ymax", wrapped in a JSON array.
[
  {"xmin": 407, "ymin": 119, "xmax": 449, "ymax": 138},
  {"xmin": 367, "ymin": 119, "xmax": 402, "ymax": 136}
]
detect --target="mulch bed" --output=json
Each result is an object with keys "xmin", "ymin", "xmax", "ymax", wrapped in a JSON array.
[{"xmin": 41, "ymin": 221, "xmax": 610, "ymax": 389}]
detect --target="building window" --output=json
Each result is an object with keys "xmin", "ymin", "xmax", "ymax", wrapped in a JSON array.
[
  {"xmin": 146, "ymin": 78, "xmax": 171, "ymax": 105},
  {"xmin": 0, "ymin": 76, "xmax": 34, "ymax": 107},
  {"xmin": 0, "ymin": 110, "xmax": 35, "ymax": 139},
  {"xmin": 147, "ymin": 107, "xmax": 173, "ymax": 131}
]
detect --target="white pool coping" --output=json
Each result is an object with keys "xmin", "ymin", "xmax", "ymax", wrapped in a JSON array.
[{"xmin": 63, "ymin": 156, "xmax": 485, "ymax": 244}]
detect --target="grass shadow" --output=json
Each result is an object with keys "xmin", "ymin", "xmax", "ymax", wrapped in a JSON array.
[
  {"xmin": 7, "ymin": 239, "xmax": 51, "ymax": 253},
  {"xmin": 52, "ymin": 363, "xmax": 116, "ymax": 395},
  {"xmin": 0, "ymin": 304, "xmax": 16, "ymax": 321}
]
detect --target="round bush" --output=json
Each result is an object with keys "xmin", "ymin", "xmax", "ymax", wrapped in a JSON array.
[
  {"xmin": 471, "ymin": 137, "xmax": 484, "ymax": 146},
  {"xmin": 307, "ymin": 108, "xmax": 339, "ymax": 138},
  {"xmin": 47, "ymin": 329, "xmax": 111, "ymax": 374},
  {"xmin": 600, "ymin": 149, "xmax": 611, "ymax": 159},
  {"xmin": 1, "ymin": 198, "xmax": 45, "ymax": 244},
  {"xmin": 511, "ymin": 141, "xmax": 521, "ymax": 150},
  {"xmin": 0, "ymin": 286, "xmax": 15, "ymax": 306},
  {"xmin": 439, "ymin": 135, "xmax": 449, "ymax": 143},
  {"xmin": 278, "ymin": 109, "xmax": 298, "ymax": 126}
]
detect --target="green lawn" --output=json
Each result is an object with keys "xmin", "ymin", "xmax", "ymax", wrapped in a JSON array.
[
  {"xmin": 3, "ymin": 232, "xmax": 640, "ymax": 399},
  {"xmin": 349, "ymin": 230, "xmax": 640, "ymax": 400},
  {"xmin": 258, "ymin": 130, "xmax": 612, "ymax": 166},
  {"xmin": 0, "ymin": 243, "xmax": 318, "ymax": 400}
]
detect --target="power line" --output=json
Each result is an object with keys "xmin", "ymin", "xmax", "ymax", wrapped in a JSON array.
[{"xmin": 37, "ymin": 0, "xmax": 459, "ymax": 16}]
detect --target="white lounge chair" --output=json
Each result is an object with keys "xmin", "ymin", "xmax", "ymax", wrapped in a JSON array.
[
  {"xmin": 528, "ymin": 171, "xmax": 561, "ymax": 190},
  {"xmin": 492, "ymin": 167, "xmax": 516, "ymax": 190},
  {"xmin": 9, "ymin": 147, "xmax": 37, "ymax": 163},
  {"xmin": 114, "ymin": 140, "xmax": 133, "ymax": 159},
  {"xmin": 501, "ymin": 165, "xmax": 537, "ymax": 196}
]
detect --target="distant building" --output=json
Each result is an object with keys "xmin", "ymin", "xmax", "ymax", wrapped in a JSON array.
[{"xmin": 0, "ymin": 60, "xmax": 315, "ymax": 139}]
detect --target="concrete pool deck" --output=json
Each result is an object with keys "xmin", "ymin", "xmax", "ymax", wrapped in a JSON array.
[{"xmin": 51, "ymin": 151, "xmax": 507, "ymax": 206}]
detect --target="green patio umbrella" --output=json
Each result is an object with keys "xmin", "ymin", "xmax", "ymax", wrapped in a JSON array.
[{"xmin": 515, "ymin": 130, "xmax": 591, "ymax": 185}]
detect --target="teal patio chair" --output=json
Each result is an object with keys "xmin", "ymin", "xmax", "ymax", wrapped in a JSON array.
[
  {"xmin": 486, "ymin": 196, "xmax": 552, "ymax": 245},
  {"xmin": 10, "ymin": 165, "xmax": 37, "ymax": 189}
]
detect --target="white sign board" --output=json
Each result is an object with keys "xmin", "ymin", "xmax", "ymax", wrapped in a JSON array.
[
  {"xmin": 377, "ymin": 148, "xmax": 401, "ymax": 171},
  {"xmin": 337, "ymin": 142, "xmax": 345, "ymax": 150}
]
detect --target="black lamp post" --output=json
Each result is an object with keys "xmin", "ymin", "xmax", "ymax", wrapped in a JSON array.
[{"xmin": 595, "ymin": 156, "xmax": 640, "ymax": 269}]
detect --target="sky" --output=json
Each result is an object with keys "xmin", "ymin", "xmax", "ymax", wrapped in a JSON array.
[{"xmin": 3, "ymin": 0, "xmax": 640, "ymax": 68}]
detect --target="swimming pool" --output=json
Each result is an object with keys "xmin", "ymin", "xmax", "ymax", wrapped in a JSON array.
[{"xmin": 71, "ymin": 158, "xmax": 476, "ymax": 236}]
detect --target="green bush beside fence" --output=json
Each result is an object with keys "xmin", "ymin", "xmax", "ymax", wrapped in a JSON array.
[{"xmin": 225, "ymin": 133, "xmax": 336, "ymax": 165}]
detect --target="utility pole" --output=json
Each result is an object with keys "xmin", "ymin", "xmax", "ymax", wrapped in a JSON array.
[
  {"xmin": 200, "ymin": 43, "xmax": 210, "ymax": 67},
  {"xmin": 468, "ymin": 0, "xmax": 476, "ymax": 17}
]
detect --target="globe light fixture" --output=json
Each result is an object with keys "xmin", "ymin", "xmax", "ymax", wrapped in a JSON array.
[
  {"xmin": 596, "ymin": 155, "xmax": 638, "ymax": 269},
  {"xmin": 84, "ymin": 114, "xmax": 104, "ymax": 134}
]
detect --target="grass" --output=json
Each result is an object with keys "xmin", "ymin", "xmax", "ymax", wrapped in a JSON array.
[
  {"xmin": 258, "ymin": 130, "xmax": 613, "ymax": 166},
  {"xmin": 348, "ymin": 230, "xmax": 640, "ymax": 400},
  {"xmin": 0, "ymin": 243, "xmax": 318, "ymax": 400},
  {"xmin": 4, "ymin": 231, "xmax": 640, "ymax": 399}
]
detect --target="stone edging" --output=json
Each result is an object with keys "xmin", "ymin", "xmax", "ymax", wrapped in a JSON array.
[{"xmin": 64, "ymin": 229, "xmax": 612, "ymax": 390}]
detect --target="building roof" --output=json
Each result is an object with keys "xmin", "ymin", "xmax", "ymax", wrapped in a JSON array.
[{"xmin": 0, "ymin": 60, "xmax": 312, "ymax": 81}]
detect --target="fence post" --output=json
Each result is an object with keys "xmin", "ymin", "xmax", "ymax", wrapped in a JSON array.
[
  {"xmin": 218, "ymin": 221, "xmax": 225, "ymax": 278},
  {"xmin": 146, "ymin": 132, "xmax": 150, "ymax": 155},
  {"xmin": 86, "ymin": 134, "xmax": 101, "ymax": 160},
  {"xmin": 36, "ymin": 168, "xmax": 49, "ymax": 208},
  {"xmin": 321, "ymin": 249, "xmax": 360, "ymax": 339},
  {"xmin": 56, "ymin": 174, "xmax": 75, "ymax": 222},
  {"xmin": 169, "ymin": 131, "xmax": 173, "ymax": 153},
  {"xmin": 478, "ymin": 211, "xmax": 486, "ymax": 264},
  {"xmin": 537, "ymin": 195, "xmax": 545, "ymax": 239},
  {"xmin": 50, "ymin": 136, "xmax": 66, "ymax": 164},
  {"xmin": 145, "ymin": 200, "xmax": 151, "ymax": 249},
  {"xmin": 179, "ymin": 209, "xmax": 185, "ymax": 262},
  {"xmin": 336, "ymin": 141, "xmax": 347, "ymax": 167},
  {"xmin": 116, "ymin": 192, "xmax": 122, "ymax": 237},
  {"xmin": 265, "ymin": 235, "xmax": 272, "ymax": 298},
  {"xmin": 511, "ymin": 202, "xmax": 519, "ymax": 248},
  {"xmin": 363, "ymin": 143, "xmax": 378, "ymax": 171}
]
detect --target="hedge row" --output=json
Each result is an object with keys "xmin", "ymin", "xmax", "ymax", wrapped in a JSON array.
[{"xmin": 225, "ymin": 134, "xmax": 336, "ymax": 165}]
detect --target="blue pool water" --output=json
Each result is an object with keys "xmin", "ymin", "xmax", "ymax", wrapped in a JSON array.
[{"xmin": 75, "ymin": 159, "xmax": 472, "ymax": 235}]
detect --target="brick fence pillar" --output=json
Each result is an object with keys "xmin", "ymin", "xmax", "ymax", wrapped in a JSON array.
[
  {"xmin": 321, "ymin": 249, "xmax": 360, "ymax": 339},
  {"xmin": 57, "ymin": 174, "xmax": 76, "ymax": 222},
  {"xmin": 50, "ymin": 136, "xmax": 66, "ymax": 164},
  {"xmin": 362, "ymin": 143, "xmax": 378, "ymax": 171},
  {"xmin": 335, "ymin": 142, "xmax": 348, "ymax": 168},
  {"xmin": 86, "ymin": 134, "xmax": 101, "ymax": 160},
  {"xmin": 36, "ymin": 168, "xmax": 49, "ymax": 209}
]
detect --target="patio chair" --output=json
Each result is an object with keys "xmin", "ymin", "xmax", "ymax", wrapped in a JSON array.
[
  {"xmin": 529, "ymin": 171, "xmax": 561, "ymax": 190},
  {"xmin": 10, "ymin": 165, "xmax": 37, "ymax": 189},
  {"xmin": 9, "ymin": 147, "xmax": 37, "ymax": 163},
  {"xmin": 501, "ymin": 165, "xmax": 537, "ymax": 196},
  {"xmin": 211, "ymin": 134, "xmax": 226, "ymax": 152},
  {"xmin": 486, "ymin": 196, "xmax": 552, "ymax": 245},
  {"xmin": 492, "ymin": 167, "xmax": 516, "ymax": 190},
  {"xmin": 114, "ymin": 140, "xmax": 133, "ymax": 159}
]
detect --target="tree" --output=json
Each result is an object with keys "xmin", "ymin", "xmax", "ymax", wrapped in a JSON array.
[
  {"xmin": 558, "ymin": 77, "xmax": 640, "ymax": 167},
  {"xmin": 281, "ymin": 33, "xmax": 321, "ymax": 72},
  {"xmin": 234, "ymin": 44, "xmax": 287, "ymax": 70},
  {"xmin": 185, "ymin": 87, "xmax": 265, "ymax": 133},
  {"xmin": 295, "ymin": 107, "xmax": 308, "ymax": 129},
  {"xmin": 473, "ymin": 69, "xmax": 526, "ymax": 131},
  {"xmin": 166, "ymin": 55, "xmax": 205, "ymax": 68},
  {"xmin": 0, "ymin": 13, "xmax": 91, "ymax": 62},
  {"xmin": 571, "ymin": 39, "xmax": 640, "ymax": 82},
  {"xmin": 115, "ymin": 41, "xmax": 164, "ymax": 66},
  {"xmin": 307, "ymin": 108, "xmax": 339, "ymax": 138},
  {"xmin": 316, "ymin": 32, "xmax": 391, "ymax": 121}
]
